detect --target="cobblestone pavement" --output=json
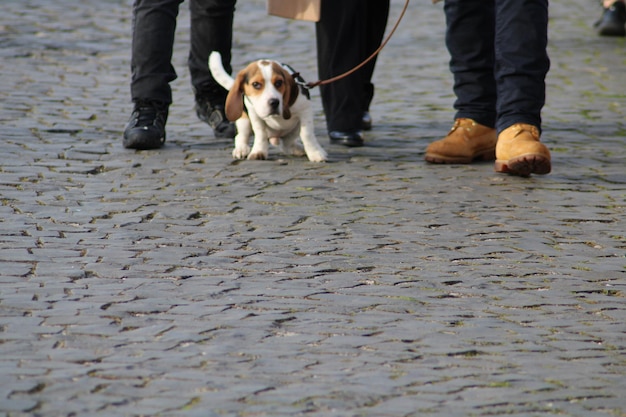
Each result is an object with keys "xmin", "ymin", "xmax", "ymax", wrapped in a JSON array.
[{"xmin": 1, "ymin": 0, "xmax": 625, "ymax": 416}]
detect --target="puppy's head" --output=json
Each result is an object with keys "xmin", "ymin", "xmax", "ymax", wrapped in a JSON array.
[{"xmin": 225, "ymin": 60, "xmax": 299, "ymax": 121}]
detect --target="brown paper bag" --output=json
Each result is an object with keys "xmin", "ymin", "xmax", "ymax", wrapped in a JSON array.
[{"xmin": 267, "ymin": 0, "xmax": 321, "ymax": 22}]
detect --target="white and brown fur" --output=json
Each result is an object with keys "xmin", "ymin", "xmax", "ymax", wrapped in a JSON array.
[{"xmin": 209, "ymin": 51, "xmax": 327, "ymax": 162}]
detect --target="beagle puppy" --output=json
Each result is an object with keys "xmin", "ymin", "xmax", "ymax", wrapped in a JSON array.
[{"xmin": 209, "ymin": 51, "xmax": 327, "ymax": 162}]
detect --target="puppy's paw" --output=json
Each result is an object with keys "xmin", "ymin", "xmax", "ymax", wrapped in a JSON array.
[
  {"xmin": 284, "ymin": 142, "xmax": 306, "ymax": 157},
  {"xmin": 247, "ymin": 151, "xmax": 268, "ymax": 160},
  {"xmin": 306, "ymin": 148, "xmax": 328, "ymax": 162},
  {"xmin": 233, "ymin": 145, "xmax": 251, "ymax": 160}
]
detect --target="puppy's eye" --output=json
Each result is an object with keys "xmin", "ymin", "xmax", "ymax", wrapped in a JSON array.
[
  {"xmin": 252, "ymin": 82, "xmax": 262, "ymax": 90},
  {"xmin": 274, "ymin": 80, "xmax": 284, "ymax": 88}
]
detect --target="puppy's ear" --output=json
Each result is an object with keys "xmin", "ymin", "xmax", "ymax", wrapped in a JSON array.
[
  {"xmin": 225, "ymin": 70, "xmax": 247, "ymax": 121},
  {"xmin": 282, "ymin": 68, "xmax": 299, "ymax": 120}
]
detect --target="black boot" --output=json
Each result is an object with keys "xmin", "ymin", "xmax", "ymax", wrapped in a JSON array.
[
  {"xmin": 329, "ymin": 130, "xmax": 364, "ymax": 147},
  {"xmin": 194, "ymin": 87, "xmax": 236, "ymax": 139},
  {"xmin": 123, "ymin": 100, "xmax": 168, "ymax": 150},
  {"xmin": 595, "ymin": 1, "xmax": 626, "ymax": 36}
]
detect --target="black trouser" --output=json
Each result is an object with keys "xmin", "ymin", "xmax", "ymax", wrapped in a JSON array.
[
  {"xmin": 444, "ymin": 0, "xmax": 550, "ymax": 132},
  {"xmin": 316, "ymin": 0, "xmax": 389, "ymax": 132},
  {"xmin": 130, "ymin": 0, "xmax": 236, "ymax": 104}
]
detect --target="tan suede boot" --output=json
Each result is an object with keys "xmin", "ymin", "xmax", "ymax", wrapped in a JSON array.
[
  {"xmin": 495, "ymin": 123, "xmax": 551, "ymax": 177},
  {"xmin": 425, "ymin": 118, "xmax": 497, "ymax": 164}
]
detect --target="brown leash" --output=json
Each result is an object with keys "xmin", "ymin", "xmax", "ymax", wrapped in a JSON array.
[{"xmin": 303, "ymin": 0, "xmax": 410, "ymax": 89}]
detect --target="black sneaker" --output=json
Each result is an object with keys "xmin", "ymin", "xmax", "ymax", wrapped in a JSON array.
[
  {"xmin": 123, "ymin": 100, "xmax": 168, "ymax": 150},
  {"xmin": 195, "ymin": 94, "xmax": 236, "ymax": 138},
  {"xmin": 595, "ymin": 1, "xmax": 626, "ymax": 36}
]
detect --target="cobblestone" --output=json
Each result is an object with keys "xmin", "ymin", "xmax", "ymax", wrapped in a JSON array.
[{"xmin": 1, "ymin": 0, "xmax": 626, "ymax": 416}]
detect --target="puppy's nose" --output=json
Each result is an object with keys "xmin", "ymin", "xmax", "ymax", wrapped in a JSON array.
[{"xmin": 269, "ymin": 98, "xmax": 280, "ymax": 110}]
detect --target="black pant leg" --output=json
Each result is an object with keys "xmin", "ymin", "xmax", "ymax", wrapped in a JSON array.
[
  {"xmin": 188, "ymin": 0, "xmax": 236, "ymax": 97},
  {"xmin": 361, "ymin": 0, "xmax": 389, "ymax": 112},
  {"xmin": 130, "ymin": 0, "xmax": 184, "ymax": 104},
  {"xmin": 316, "ymin": 0, "xmax": 369, "ymax": 132}
]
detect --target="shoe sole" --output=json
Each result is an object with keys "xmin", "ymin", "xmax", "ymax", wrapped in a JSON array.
[
  {"xmin": 598, "ymin": 28, "xmax": 626, "ymax": 36},
  {"xmin": 329, "ymin": 137, "xmax": 364, "ymax": 147},
  {"xmin": 425, "ymin": 149, "xmax": 496, "ymax": 164},
  {"xmin": 123, "ymin": 132, "xmax": 166, "ymax": 150},
  {"xmin": 494, "ymin": 154, "xmax": 551, "ymax": 177},
  {"xmin": 597, "ymin": 22, "xmax": 626, "ymax": 36}
]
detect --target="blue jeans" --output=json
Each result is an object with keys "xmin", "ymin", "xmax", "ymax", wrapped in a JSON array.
[
  {"xmin": 444, "ymin": 0, "xmax": 550, "ymax": 132},
  {"xmin": 130, "ymin": 0, "xmax": 236, "ymax": 104}
]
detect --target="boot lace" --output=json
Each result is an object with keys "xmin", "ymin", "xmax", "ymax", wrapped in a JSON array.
[{"xmin": 132, "ymin": 100, "xmax": 167, "ymax": 128}]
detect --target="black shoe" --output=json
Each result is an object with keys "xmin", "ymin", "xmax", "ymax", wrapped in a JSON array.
[
  {"xmin": 123, "ymin": 99, "xmax": 168, "ymax": 150},
  {"xmin": 195, "ymin": 95, "xmax": 236, "ymax": 138},
  {"xmin": 362, "ymin": 111, "xmax": 373, "ymax": 131},
  {"xmin": 595, "ymin": 1, "xmax": 626, "ymax": 36},
  {"xmin": 329, "ymin": 130, "xmax": 364, "ymax": 147}
]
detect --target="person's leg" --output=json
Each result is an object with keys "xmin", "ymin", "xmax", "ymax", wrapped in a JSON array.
[
  {"xmin": 494, "ymin": 0, "xmax": 549, "ymax": 133},
  {"xmin": 316, "ymin": 0, "xmax": 368, "ymax": 145},
  {"xmin": 125, "ymin": 0, "xmax": 183, "ymax": 150},
  {"xmin": 361, "ymin": 0, "xmax": 389, "ymax": 125},
  {"xmin": 445, "ymin": 0, "xmax": 497, "ymax": 128},
  {"xmin": 189, "ymin": 0, "xmax": 236, "ymax": 138},
  {"xmin": 595, "ymin": 0, "xmax": 626, "ymax": 36},
  {"xmin": 130, "ymin": 0, "xmax": 183, "ymax": 104},
  {"xmin": 493, "ymin": 0, "xmax": 551, "ymax": 176},
  {"xmin": 188, "ymin": 0, "xmax": 235, "ymax": 93},
  {"xmin": 424, "ymin": 0, "xmax": 498, "ymax": 164}
]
